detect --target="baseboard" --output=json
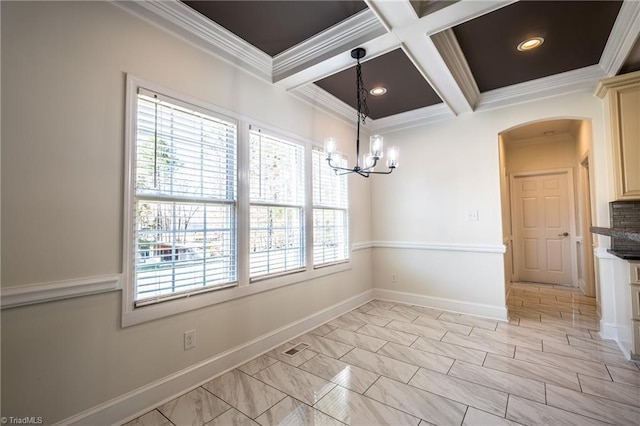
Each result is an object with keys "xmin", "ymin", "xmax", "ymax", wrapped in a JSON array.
[
  {"xmin": 60, "ymin": 289, "xmax": 373, "ymax": 426},
  {"xmin": 599, "ymin": 320, "xmax": 632, "ymax": 360},
  {"xmin": 373, "ymin": 288, "xmax": 508, "ymax": 321}
]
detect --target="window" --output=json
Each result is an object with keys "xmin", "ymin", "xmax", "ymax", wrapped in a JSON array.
[
  {"xmin": 131, "ymin": 88, "xmax": 237, "ymax": 306},
  {"xmin": 249, "ymin": 128, "xmax": 305, "ymax": 279},
  {"xmin": 312, "ymin": 148, "xmax": 349, "ymax": 266},
  {"xmin": 123, "ymin": 77, "xmax": 351, "ymax": 325}
]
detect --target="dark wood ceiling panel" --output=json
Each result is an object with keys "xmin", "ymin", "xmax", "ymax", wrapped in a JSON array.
[
  {"xmin": 452, "ymin": 1, "xmax": 622, "ymax": 92},
  {"xmin": 181, "ymin": 1, "xmax": 367, "ymax": 57},
  {"xmin": 315, "ymin": 48, "xmax": 442, "ymax": 120}
]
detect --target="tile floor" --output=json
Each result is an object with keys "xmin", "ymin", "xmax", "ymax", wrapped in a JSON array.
[{"xmin": 124, "ymin": 282, "xmax": 640, "ymax": 425}]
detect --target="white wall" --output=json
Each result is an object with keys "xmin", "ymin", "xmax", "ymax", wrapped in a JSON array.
[
  {"xmin": 370, "ymin": 91, "xmax": 610, "ymax": 321},
  {"xmin": 1, "ymin": 2, "xmax": 372, "ymax": 423}
]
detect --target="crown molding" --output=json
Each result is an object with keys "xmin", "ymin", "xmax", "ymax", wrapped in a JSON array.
[
  {"xmin": 429, "ymin": 28, "xmax": 480, "ymax": 109},
  {"xmin": 113, "ymin": 0, "xmax": 272, "ymax": 82},
  {"xmin": 273, "ymin": 9, "xmax": 387, "ymax": 83},
  {"xmin": 477, "ymin": 64, "xmax": 607, "ymax": 111},
  {"xmin": 289, "ymin": 83, "xmax": 360, "ymax": 129},
  {"xmin": 370, "ymin": 103, "xmax": 454, "ymax": 133},
  {"xmin": 599, "ymin": 0, "xmax": 640, "ymax": 76}
]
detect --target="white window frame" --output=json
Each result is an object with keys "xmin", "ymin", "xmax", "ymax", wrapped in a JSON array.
[
  {"xmin": 123, "ymin": 75, "xmax": 351, "ymax": 326},
  {"xmin": 312, "ymin": 147, "xmax": 350, "ymax": 267}
]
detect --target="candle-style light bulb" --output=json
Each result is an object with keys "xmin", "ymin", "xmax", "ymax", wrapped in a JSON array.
[
  {"xmin": 324, "ymin": 137, "xmax": 337, "ymax": 156},
  {"xmin": 386, "ymin": 146, "xmax": 399, "ymax": 168},
  {"xmin": 369, "ymin": 135, "xmax": 384, "ymax": 158}
]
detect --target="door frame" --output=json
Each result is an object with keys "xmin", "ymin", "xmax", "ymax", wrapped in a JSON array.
[{"xmin": 509, "ymin": 168, "xmax": 579, "ymax": 286}]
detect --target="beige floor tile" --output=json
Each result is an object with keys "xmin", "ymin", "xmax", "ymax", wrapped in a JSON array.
[
  {"xmin": 299, "ymin": 353, "xmax": 379, "ymax": 394},
  {"xmin": 123, "ymin": 410, "xmax": 171, "ymax": 426},
  {"xmin": 442, "ymin": 331, "xmax": 516, "ymax": 357},
  {"xmin": 514, "ymin": 346, "xmax": 611, "ymax": 380},
  {"xmin": 203, "ymin": 370, "xmax": 285, "ymax": 418},
  {"xmin": 385, "ymin": 319, "xmax": 446, "ymax": 341},
  {"xmin": 506, "ymin": 395, "xmax": 608, "ymax": 426},
  {"xmin": 238, "ymin": 354, "xmax": 279, "ymax": 376},
  {"xmin": 483, "ymin": 353, "xmax": 581, "ymax": 391},
  {"xmin": 206, "ymin": 408, "xmax": 257, "ymax": 425},
  {"xmin": 411, "ymin": 336, "xmax": 487, "ymax": 365},
  {"xmin": 291, "ymin": 333, "xmax": 355, "ymax": 359},
  {"xmin": 437, "ymin": 312, "xmax": 499, "ymax": 330},
  {"xmin": 365, "ymin": 307, "xmax": 419, "ymax": 323},
  {"xmin": 365, "ymin": 376, "xmax": 467, "ymax": 425},
  {"xmin": 391, "ymin": 303, "xmax": 444, "ymax": 319},
  {"xmin": 255, "ymin": 396, "xmax": 344, "ymax": 426},
  {"xmin": 579, "ymin": 374, "xmax": 640, "ymax": 407},
  {"xmin": 315, "ymin": 385, "xmax": 420, "ymax": 425},
  {"xmin": 470, "ymin": 327, "xmax": 542, "ymax": 351},
  {"xmin": 158, "ymin": 387, "xmax": 231, "ymax": 426},
  {"xmin": 608, "ymin": 365, "xmax": 640, "ymax": 387},
  {"xmin": 412, "ymin": 315, "xmax": 473, "ymax": 335},
  {"xmin": 340, "ymin": 347, "xmax": 418, "ymax": 383},
  {"xmin": 324, "ymin": 328, "xmax": 387, "ymax": 352},
  {"xmin": 546, "ymin": 383, "xmax": 640, "ymax": 425},
  {"xmin": 448, "ymin": 360, "xmax": 545, "ymax": 403},
  {"xmin": 355, "ymin": 323, "xmax": 419, "ymax": 346},
  {"xmin": 462, "ymin": 407, "xmax": 522, "ymax": 426},
  {"xmin": 522, "ymin": 300, "xmax": 580, "ymax": 313},
  {"xmin": 409, "ymin": 367, "xmax": 508, "ymax": 416},
  {"xmin": 516, "ymin": 318, "xmax": 590, "ymax": 339},
  {"xmin": 341, "ymin": 311, "xmax": 391, "ymax": 327},
  {"xmin": 309, "ymin": 324, "xmax": 338, "ymax": 337},
  {"xmin": 369, "ymin": 299, "xmax": 397, "ymax": 310},
  {"xmin": 377, "ymin": 341, "xmax": 454, "ymax": 374},
  {"xmin": 568, "ymin": 335, "xmax": 621, "ymax": 354},
  {"xmin": 255, "ymin": 362, "xmax": 335, "ymax": 406},
  {"xmin": 542, "ymin": 340, "xmax": 639, "ymax": 371},
  {"xmin": 327, "ymin": 315, "xmax": 365, "ymax": 332}
]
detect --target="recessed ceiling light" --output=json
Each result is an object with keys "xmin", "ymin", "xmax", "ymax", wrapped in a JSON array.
[
  {"xmin": 370, "ymin": 87, "xmax": 387, "ymax": 96},
  {"xmin": 517, "ymin": 37, "xmax": 544, "ymax": 51}
]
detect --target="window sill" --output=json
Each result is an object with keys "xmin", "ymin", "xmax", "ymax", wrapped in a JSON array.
[{"xmin": 121, "ymin": 261, "xmax": 351, "ymax": 327}]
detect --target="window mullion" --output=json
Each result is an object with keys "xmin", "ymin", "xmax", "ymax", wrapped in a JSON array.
[{"xmin": 236, "ymin": 121, "xmax": 250, "ymax": 287}]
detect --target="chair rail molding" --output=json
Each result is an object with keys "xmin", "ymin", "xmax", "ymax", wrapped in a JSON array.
[{"xmin": 1, "ymin": 274, "xmax": 121, "ymax": 309}]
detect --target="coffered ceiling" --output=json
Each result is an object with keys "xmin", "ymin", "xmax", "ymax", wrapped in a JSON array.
[{"xmin": 117, "ymin": 0, "xmax": 640, "ymax": 133}]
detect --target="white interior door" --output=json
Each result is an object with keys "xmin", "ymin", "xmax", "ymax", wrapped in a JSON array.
[{"xmin": 512, "ymin": 172, "xmax": 573, "ymax": 285}]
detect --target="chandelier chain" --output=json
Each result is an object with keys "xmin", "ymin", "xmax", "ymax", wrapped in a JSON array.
[{"xmin": 356, "ymin": 57, "xmax": 369, "ymax": 125}]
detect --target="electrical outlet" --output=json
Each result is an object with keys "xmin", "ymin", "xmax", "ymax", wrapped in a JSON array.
[
  {"xmin": 391, "ymin": 273, "xmax": 398, "ymax": 283},
  {"xmin": 184, "ymin": 329, "xmax": 196, "ymax": 350},
  {"xmin": 466, "ymin": 210, "xmax": 479, "ymax": 221}
]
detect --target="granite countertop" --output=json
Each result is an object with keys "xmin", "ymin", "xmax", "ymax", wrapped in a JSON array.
[
  {"xmin": 590, "ymin": 226, "xmax": 640, "ymax": 242},
  {"xmin": 590, "ymin": 226, "xmax": 640, "ymax": 260}
]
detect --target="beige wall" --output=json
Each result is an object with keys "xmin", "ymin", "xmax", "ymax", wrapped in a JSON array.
[
  {"xmin": 1, "ymin": 1, "xmax": 621, "ymax": 423},
  {"xmin": 505, "ymin": 135, "xmax": 577, "ymax": 174},
  {"xmin": 1, "ymin": 2, "xmax": 372, "ymax": 422}
]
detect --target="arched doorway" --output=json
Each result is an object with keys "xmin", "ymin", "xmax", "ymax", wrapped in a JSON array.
[{"xmin": 498, "ymin": 118, "xmax": 597, "ymax": 299}]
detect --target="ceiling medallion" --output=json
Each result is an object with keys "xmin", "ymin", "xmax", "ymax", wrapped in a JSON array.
[
  {"xmin": 517, "ymin": 37, "xmax": 544, "ymax": 51},
  {"xmin": 324, "ymin": 48, "xmax": 399, "ymax": 177}
]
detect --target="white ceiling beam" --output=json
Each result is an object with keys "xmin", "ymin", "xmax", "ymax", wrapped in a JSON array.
[{"xmin": 599, "ymin": 0, "xmax": 640, "ymax": 76}]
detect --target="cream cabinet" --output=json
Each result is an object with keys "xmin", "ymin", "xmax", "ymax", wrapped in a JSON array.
[{"xmin": 595, "ymin": 71, "xmax": 640, "ymax": 200}]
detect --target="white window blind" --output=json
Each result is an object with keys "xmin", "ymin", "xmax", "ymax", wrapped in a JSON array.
[
  {"xmin": 249, "ymin": 128, "xmax": 305, "ymax": 279},
  {"xmin": 133, "ymin": 89, "xmax": 237, "ymax": 306},
  {"xmin": 312, "ymin": 147, "xmax": 349, "ymax": 266}
]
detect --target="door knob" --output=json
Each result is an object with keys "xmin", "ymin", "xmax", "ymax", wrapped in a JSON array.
[{"xmin": 558, "ymin": 232, "xmax": 569, "ymax": 237}]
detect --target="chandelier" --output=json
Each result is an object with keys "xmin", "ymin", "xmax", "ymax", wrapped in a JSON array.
[{"xmin": 324, "ymin": 48, "xmax": 399, "ymax": 177}]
